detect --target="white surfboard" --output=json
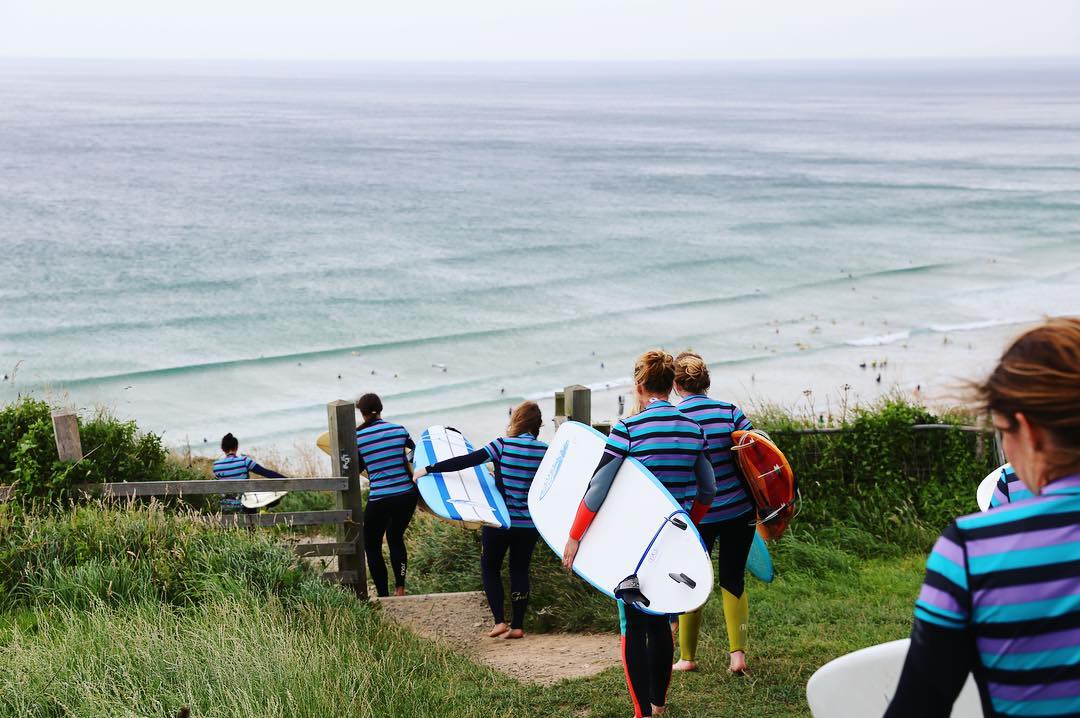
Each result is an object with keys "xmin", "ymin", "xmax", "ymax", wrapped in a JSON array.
[
  {"xmin": 806, "ymin": 638, "xmax": 981, "ymax": 718},
  {"xmin": 241, "ymin": 491, "xmax": 287, "ymax": 510},
  {"xmin": 413, "ymin": 426, "xmax": 511, "ymax": 529},
  {"xmin": 529, "ymin": 421, "xmax": 713, "ymax": 615},
  {"xmin": 977, "ymin": 463, "xmax": 1010, "ymax": 511}
]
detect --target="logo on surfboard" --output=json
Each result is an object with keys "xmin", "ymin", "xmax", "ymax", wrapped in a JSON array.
[{"xmin": 537, "ymin": 441, "xmax": 570, "ymax": 501}]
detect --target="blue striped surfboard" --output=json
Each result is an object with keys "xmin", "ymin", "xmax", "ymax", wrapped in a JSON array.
[{"xmin": 414, "ymin": 425, "xmax": 511, "ymax": 529}]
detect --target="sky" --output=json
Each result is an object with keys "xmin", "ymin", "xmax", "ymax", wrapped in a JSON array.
[{"xmin": 1, "ymin": 0, "xmax": 1079, "ymax": 62}]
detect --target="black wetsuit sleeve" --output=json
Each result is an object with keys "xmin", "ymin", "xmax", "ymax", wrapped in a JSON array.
[
  {"xmin": 884, "ymin": 618, "xmax": 974, "ymax": 718},
  {"xmin": 249, "ymin": 463, "xmax": 286, "ymax": 479},
  {"xmin": 693, "ymin": 452, "xmax": 717, "ymax": 507},
  {"xmin": 426, "ymin": 448, "xmax": 491, "ymax": 474}
]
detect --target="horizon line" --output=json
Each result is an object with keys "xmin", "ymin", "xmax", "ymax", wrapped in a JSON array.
[{"xmin": 2, "ymin": 53, "xmax": 1080, "ymax": 64}]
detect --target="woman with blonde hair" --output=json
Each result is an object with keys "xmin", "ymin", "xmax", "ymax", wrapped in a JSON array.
[
  {"xmin": 414, "ymin": 401, "xmax": 548, "ymax": 639},
  {"xmin": 886, "ymin": 317, "xmax": 1080, "ymax": 717},
  {"xmin": 563, "ymin": 350, "xmax": 716, "ymax": 717},
  {"xmin": 671, "ymin": 351, "xmax": 756, "ymax": 675}
]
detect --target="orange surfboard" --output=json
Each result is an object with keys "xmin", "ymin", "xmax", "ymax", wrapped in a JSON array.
[{"xmin": 732, "ymin": 429, "xmax": 797, "ymax": 540}]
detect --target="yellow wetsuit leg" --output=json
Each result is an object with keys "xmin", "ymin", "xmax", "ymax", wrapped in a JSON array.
[
  {"xmin": 678, "ymin": 608, "xmax": 702, "ymax": 661},
  {"xmin": 722, "ymin": 588, "xmax": 749, "ymax": 653}
]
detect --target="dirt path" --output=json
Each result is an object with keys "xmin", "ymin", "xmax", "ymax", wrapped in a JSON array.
[{"xmin": 378, "ymin": 591, "xmax": 621, "ymax": 685}]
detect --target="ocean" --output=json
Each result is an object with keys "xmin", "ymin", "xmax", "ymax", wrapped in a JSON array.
[{"xmin": 2, "ymin": 59, "xmax": 1079, "ymax": 458}]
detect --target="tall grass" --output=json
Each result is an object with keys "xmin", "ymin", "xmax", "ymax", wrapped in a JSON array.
[{"xmin": 0, "ymin": 503, "xmax": 321, "ymax": 612}]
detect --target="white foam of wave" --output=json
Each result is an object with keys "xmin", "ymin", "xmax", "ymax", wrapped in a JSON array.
[
  {"xmin": 845, "ymin": 331, "xmax": 912, "ymax": 347},
  {"xmin": 928, "ymin": 317, "xmax": 1037, "ymax": 333}
]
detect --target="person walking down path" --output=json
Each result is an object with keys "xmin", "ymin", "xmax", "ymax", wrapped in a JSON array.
[
  {"xmin": 212, "ymin": 432, "xmax": 285, "ymax": 513},
  {"xmin": 413, "ymin": 401, "xmax": 548, "ymax": 639},
  {"xmin": 354, "ymin": 393, "xmax": 417, "ymax": 598},
  {"xmin": 886, "ymin": 317, "xmax": 1080, "ymax": 718},
  {"xmin": 671, "ymin": 351, "xmax": 756, "ymax": 675},
  {"xmin": 563, "ymin": 350, "xmax": 716, "ymax": 718}
]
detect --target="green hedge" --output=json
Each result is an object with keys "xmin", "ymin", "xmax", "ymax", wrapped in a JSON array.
[
  {"xmin": 0, "ymin": 398, "xmax": 204, "ymax": 509},
  {"xmin": 755, "ymin": 397, "xmax": 998, "ymax": 551}
]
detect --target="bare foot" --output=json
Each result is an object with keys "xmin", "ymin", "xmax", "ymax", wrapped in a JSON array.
[
  {"xmin": 394, "ymin": 587, "xmax": 406, "ymax": 597},
  {"xmin": 672, "ymin": 659, "xmax": 698, "ymax": 672},
  {"xmin": 729, "ymin": 650, "xmax": 748, "ymax": 675},
  {"xmin": 652, "ymin": 705, "xmax": 666, "ymax": 715},
  {"xmin": 488, "ymin": 623, "xmax": 509, "ymax": 638},
  {"xmin": 503, "ymin": 628, "xmax": 525, "ymax": 639}
]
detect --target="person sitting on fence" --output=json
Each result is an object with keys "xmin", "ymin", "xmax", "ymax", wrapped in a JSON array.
[
  {"xmin": 413, "ymin": 401, "xmax": 548, "ymax": 639},
  {"xmin": 885, "ymin": 317, "xmax": 1080, "ymax": 718},
  {"xmin": 671, "ymin": 351, "xmax": 756, "ymax": 676},
  {"xmin": 355, "ymin": 392, "xmax": 417, "ymax": 598},
  {"xmin": 212, "ymin": 433, "xmax": 286, "ymax": 513}
]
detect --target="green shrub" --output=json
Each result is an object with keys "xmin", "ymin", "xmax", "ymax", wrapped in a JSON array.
[
  {"xmin": 0, "ymin": 398, "xmax": 205, "ymax": 510},
  {"xmin": 755, "ymin": 396, "xmax": 997, "ymax": 551}
]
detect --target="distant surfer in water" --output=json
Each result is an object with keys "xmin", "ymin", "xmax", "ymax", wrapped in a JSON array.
[
  {"xmin": 886, "ymin": 317, "xmax": 1080, "ymax": 717},
  {"xmin": 212, "ymin": 433, "xmax": 285, "ymax": 513},
  {"xmin": 413, "ymin": 401, "xmax": 548, "ymax": 639},
  {"xmin": 354, "ymin": 393, "xmax": 417, "ymax": 597},
  {"xmin": 563, "ymin": 350, "xmax": 716, "ymax": 718},
  {"xmin": 670, "ymin": 351, "xmax": 756, "ymax": 675}
]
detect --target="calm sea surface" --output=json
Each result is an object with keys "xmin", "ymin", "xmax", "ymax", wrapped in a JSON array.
[{"xmin": 2, "ymin": 59, "xmax": 1078, "ymax": 453}]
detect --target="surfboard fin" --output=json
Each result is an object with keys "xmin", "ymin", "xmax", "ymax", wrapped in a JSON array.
[
  {"xmin": 668, "ymin": 572, "xmax": 697, "ymax": 589},
  {"xmin": 614, "ymin": 574, "xmax": 651, "ymax": 608}
]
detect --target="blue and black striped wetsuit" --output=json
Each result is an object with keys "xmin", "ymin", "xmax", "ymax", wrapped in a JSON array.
[
  {"xmin": 212, "ymin": 453, "xmax": 285, "ymax": 512},
  {"xmin": 355, "ymin": 418, "xmax": 417, "ymax": 597},
  {"xmin": 569, "ymin": 399, "xmax": 715, "ymax": 718},
  {"xmin": 887, "ymin": 473, "xmax": 1080, "ymax": 717},
  {"xmin": 677, "ymin": 394, "xmax": 757, "ymax": 596},
  {"xmin": 425, "ymin": 432, "xmax": 548, "ymax": 630}
]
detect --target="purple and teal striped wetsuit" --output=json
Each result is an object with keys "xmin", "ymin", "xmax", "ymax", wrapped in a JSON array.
[
  {"xmin": 677, "ymin": 394, "xmax": 754, "ymax": 524},
  {"xmin": 355, "ymin": 419, "xmax": 415, "ymax": 501},
  {"xmin": 425, "ymin": 432, "xmax": 548, "ymax": 630},
  {"xmin": 886, "ymin": 473, "xmax": 1080, "ymax": 717},
  {"xmin": 990, "ymin": 464, "xmax": 1033, "ymax": 508}
]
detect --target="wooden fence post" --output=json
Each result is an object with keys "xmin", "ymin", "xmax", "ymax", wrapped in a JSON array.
[
  {"xmin": 563, "ymin": 384, "xmax": 591, "ymax": 425},
  {"xmin": 51, "ymin": 409, "xmax": 83, "ymax": 462},
  {"xmin": 328, "ymin": 400, "xmax": 366, "ymax": 600}
]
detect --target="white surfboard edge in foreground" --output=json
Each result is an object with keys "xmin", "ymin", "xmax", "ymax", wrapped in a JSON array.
[
  {"xmin": 528, "ymin": 421, "xmax": 713, "ymax": 615},
  {"xmin": 806, "ymin": 638, "xmax": 981, "ymax": 718},
  {"xmin": 977, "ymin": 462, "xmax": 1010, "ymax": 511},
  {"xmin": 414, "ymin": 425, "xmax": 511, "ymax": 529}
]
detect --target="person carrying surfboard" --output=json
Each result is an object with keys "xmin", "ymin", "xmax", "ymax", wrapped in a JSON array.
[
  {"xmin": 563, "ymin": 350, "xmax": 716, "ymax": 718},
  {"xmin": 670, "ymin": 351, "xmax": 756, "ymax": 676},
  {"xmin": 886, "ymin": 317, "xmax": 1080, "ymax": 718},
  {"xmin": 354, "ymin": 393, "xmax": 417, "ymax": 598},
  {"xmin": 212, "ymin": 433, "xmax": 285, "ymax": 513},
  {"xmin": 413, "ymin": 401, "xmax": 548, "ymax": 639}
]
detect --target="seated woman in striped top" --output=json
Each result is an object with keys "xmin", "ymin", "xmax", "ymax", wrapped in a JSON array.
[
  {"xmin": 354, "ymin": 393, "xmax": 417, "ymax": 598},
  {"xmin": 886, "ymin": 317, "xmax": 1080, "ymax": 718},
  {"xmin": 212, "ymin": 433, "xmax": 286, "ymax": 513},
  {"xmin": 413, "ymin": 401, "xmax": 548, "ymax": 639}
]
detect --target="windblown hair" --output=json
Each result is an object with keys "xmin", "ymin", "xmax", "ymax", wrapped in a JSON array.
[
  {"xmin": 674, "ymin": 351, "xmax": 711, "ymax": 394},
  {"xmin": 634, "ymin": 349, "xmax": 676, "ymax": 396},
  {"xmin": 976, "ymin": 317, "xmax": 1080, "ymax": 475},
  {"xmin": 220, "ymin": 433, "xmax": 238, "ymax": 453},
  {"xmin": 507, "ymin": 400, "xmax": 542, "ymax": 437}
]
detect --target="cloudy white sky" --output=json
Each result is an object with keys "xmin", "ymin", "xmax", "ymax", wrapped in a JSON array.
[{"xmin": 1, "ymin": 0, "xmax": 1078, "ymax": 61}]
